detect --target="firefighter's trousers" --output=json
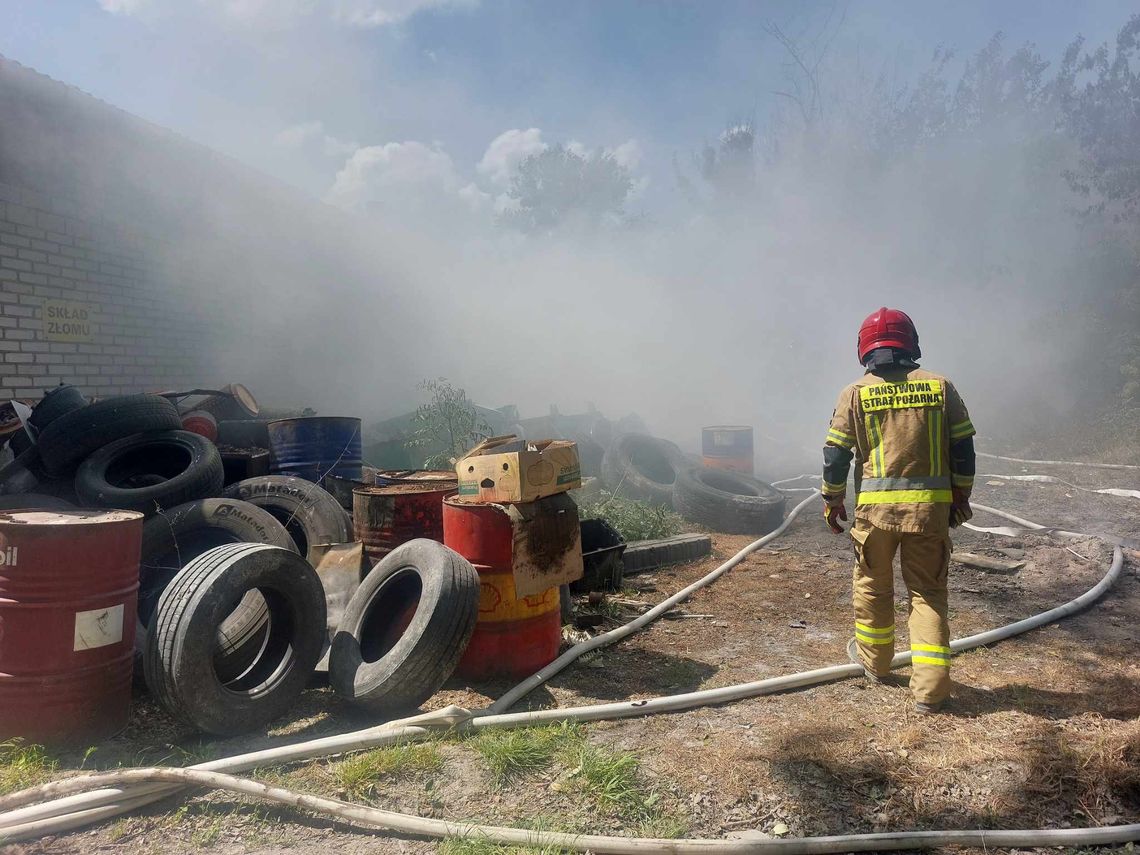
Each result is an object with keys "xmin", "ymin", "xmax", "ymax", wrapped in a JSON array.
[{"xmin": 850, "ymin": 518, "xmax": 952, "ymax": 705}]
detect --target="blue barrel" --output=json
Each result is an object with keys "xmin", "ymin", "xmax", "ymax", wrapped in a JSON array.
[{"xmin": 266, "ymin": 417, "xmax": 363, "ymax": 482}]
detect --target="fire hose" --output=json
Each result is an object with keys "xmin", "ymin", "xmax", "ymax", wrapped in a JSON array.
[{"xmin": 0, "ymin": 474, "xmax": 1134, "ymax": 850}]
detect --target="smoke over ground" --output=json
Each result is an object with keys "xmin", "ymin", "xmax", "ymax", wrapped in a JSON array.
[{"xmin": 6, "ymin": 4, "xmax": 1138, "ymax": 472}]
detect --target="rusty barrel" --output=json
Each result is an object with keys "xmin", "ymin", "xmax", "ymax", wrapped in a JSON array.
[
  {"xmin": 442, "ymin": 498, "xmax": 560, "ymax": 681},
  {"xmin": 353, "ymin": 483, "xmax": 456, "ymax": 566},
  {"xmin": 700, "ymin": 425, "xmax": 754, "ymax": 474},
  {"xmin": 0, "ymin": 510, "xmax": 143, "ymax": 745}
]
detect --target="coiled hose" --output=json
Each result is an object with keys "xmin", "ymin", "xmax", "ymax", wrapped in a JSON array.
[{"xmin": 0, "ymin": 480, "xmax": 1134, "ymax": 851}]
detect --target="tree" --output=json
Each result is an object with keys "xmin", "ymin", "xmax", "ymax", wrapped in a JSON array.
[
  {"xmin": 500, "ymin": 145, "xmax": 633, "ymax": 234},
  {"xmin": 405, "ymin": 379, "xmax": 491, "ymax": 469},
  {"xmin": 1056, "ymin": 14, "xmax": 1140, "ymax": 224}
]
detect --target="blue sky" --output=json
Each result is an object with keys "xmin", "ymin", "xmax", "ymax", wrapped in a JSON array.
[{"xmin": 2, "ymin": 0, "xmax": 1136, "ymax": 207}]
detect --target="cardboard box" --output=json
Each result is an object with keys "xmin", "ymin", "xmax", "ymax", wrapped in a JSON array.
[
  {"xmin": 507, "ymin": 493, "xmax": 584, "ymax": 597},
  {"xmin": 456, "ymin": 435, "xmax": 581, "ymax": 503}
]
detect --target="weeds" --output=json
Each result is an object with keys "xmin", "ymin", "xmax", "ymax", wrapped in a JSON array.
[
  {"xmin": 577, "ymin": 490, "xmax": 684, "ymax": 541},
  {"xmin": 331, "ymin": 743, "xmax": 443, "ymax": 799},
  {"xmin": 438, "ymin": 837, "xmax": 570, "ymax": 855},
  {"xmin": 474, "ymin": 723, "xmax": 583, "ymax": 785},
  {"xmin": 0, "ymin": 739, "xmax": 56, "ymax": 795}
]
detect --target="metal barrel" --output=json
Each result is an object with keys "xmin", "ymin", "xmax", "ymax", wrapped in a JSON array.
[
  {"xmin": 267, "ymin": 417, "xmax": 363, "ymax": 482},
  {"xmin": 194, "ymin": 383, "xmax": 260, "ymax": 421},
  {"xmin": 352, "ymin": 483, "xmax": 456, "ymax": 566},
  {"xmin": 700, "ymin": 425, "xmax": 755, "ymax": 474},
  {"xmin": 181, "ymin": 410, "xmax": 218, "ymax": 442},
  {"xmin": 372, "ymin": 469, "xmax": 459, "ymax": 487},
  {"xmin": 0, "ymin": 509, "xmax": 143, "ymax": 746},
  {"xmin": 442, "ymin": 498, "xmax": 561, "ymax": 681}
]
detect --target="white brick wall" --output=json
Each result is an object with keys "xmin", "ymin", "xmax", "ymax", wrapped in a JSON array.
[{"xmin": 0, "ymin": 180, "xmax": 219, "ymax": 401}]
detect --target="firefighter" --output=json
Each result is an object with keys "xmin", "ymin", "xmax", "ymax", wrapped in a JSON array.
[{"xmin": 822, "ymin": 307, "xmax": 976, "ymax": 714}]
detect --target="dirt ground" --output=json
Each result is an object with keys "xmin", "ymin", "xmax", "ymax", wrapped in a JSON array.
[{"xmin": 5, "ymin": 458, "xmax": 1140, "ymax": 855}]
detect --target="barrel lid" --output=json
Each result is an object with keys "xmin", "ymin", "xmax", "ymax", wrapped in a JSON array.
[
  {"xmin": 0, "ymin": 510, "xmax": 144, "ymax": 525},
  {"xmin": 226, "ymin": 383, "xmax": 260, "ymax": 417},
  {"xmin": 355, "ymin": 483, "xmax": 456, "ymax": 496}
]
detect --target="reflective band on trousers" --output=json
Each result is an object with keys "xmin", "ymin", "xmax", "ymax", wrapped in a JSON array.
[
  {"xmin": 912, "ymin": 643, "xmax": 952, "ymax": 667},
  {"xmin": 855, "ymin": 622, "xmax": 895, "ymax": 645},
  {"xmin": 858, "ymin": 489, "xmax": 953, "ymax": 505},
  {"xmin": 860, "ymin": 476, "xmax": 951, "ymax": 492}
]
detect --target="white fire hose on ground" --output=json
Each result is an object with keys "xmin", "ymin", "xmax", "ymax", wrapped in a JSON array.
[{"xmin": 0, "ymin": 468, "xmax": 1135, "ymax": 851}]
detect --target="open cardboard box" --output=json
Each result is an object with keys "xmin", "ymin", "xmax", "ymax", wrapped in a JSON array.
[{"xmin": 456, "ymin": 435, "xmax": 581, "ymax": 504}]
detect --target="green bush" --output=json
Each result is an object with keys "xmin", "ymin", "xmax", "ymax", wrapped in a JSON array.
[{"xmin": 577, "ymin": 491, "xmax": 685, "ymax": 541}]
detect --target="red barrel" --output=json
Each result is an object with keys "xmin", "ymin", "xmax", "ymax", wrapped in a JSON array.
[
  {"xmin": 181, "ymin": 409, "xmax": 219, "ymax": 442},
  {"xmin": 0, "ymin": 510, "xmax": 143, "ymax": 745},
  {"xmin": 701, "ymin": 425, "xmax": 754, "ymax": 474},
  {"xmin": 353, "ymin": 484, "xmax": 456, "ymax": 566},
  {"xmin": 442, "ymin": 498, "xmax": 561, "ymax": 681}
]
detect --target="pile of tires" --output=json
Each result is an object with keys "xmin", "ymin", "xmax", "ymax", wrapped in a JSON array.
[{"xmin": 0, "ymin": 386, "xmax": 377, "ymax": 734}]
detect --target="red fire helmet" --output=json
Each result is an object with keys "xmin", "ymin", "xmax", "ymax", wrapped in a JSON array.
[{"xmin": 857, "ymin": 307, "xmax": 921, "ymax": 363}]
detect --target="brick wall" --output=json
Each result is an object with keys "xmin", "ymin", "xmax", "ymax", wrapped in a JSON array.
[{"xmin": 0, "ymin": 178, "xmax": 218, "ymax": 401}]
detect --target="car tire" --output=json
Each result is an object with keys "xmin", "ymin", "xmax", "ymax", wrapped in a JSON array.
[
  {"xmin": 75, "ymin": 430, "xmax": 224, "ymax": 514},
  {"xmin": 329, "ymin": 539, "xmax": 479, "ymax": 714},
  {"xmin": 37, "ymin": 395, "xmax": 182, "ymax": 475}
]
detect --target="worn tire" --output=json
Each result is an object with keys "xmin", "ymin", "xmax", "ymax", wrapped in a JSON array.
[
  {"xmin": 673, "ymin": 466, "xmax": 786, "ymax": 534},
  {"xmin": 28, "ymin": 385, "xmax": 88, "ymax": 431},
  {"xmin": 0, "ymin": 493, "xmax": 75, "ymax": 511},
  {"xmin": 600, "ymin": 434, "xmax": 685, "ymax": 507},
  {"xmin": 37, "ymin": 395, "xmax": 182, "ymax": 475},
  {"xmin": 221, "ymin": 475, "xmax": 351, "ymax": 563},
  {"xmin": 137, "ymin": 498, "xmax": 299, "ymax": 684},
  {"xmin": 329, "ymin": 539, "xmax": 479, "ymax": 713},
  {"xmin": 622, "ymin": 534, "xmax": 713, "ymax": 575},
  {"xmin": 75, "ymin": 430, "xmax": 224, "ymax": 514},
  {"xmin": 0, "ymin": 448, "xmax": 44, "ymax": 495},
  {"xmin": 8, "ymin": 429, "xmax": 33, "ymax": 457},
  {"xmin": 144, "ymin": 543, "xmax": 326, "ymax": 736}
]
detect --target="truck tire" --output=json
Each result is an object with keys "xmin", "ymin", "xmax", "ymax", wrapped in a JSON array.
[
  {"xmin": 673, "ymin": 466, "xmax": 786, "ymax": 534},
  {"xmin": 601, "ymin": 434, "xmax": 685, "ymax": 507},
  {"xmin": 221, "ymin": 475, "xmax": 351, "ymax": 562},
  {"xmin": 144, "ymin": 543, "xmax": 326, "ymax": 735},
  {"xmin": 329, "ymin": 539, "xmax": 479, "ymax": 714},
  {"xmin": 37, "ymin": 395, "xmax": 182, "ymax": 475},
  {"xmin": 137, "ymin": 498, "xmax": 299, "ymax": 684},
  {"xmin": 75, "ymin": 430, "xmax": 224, "ymax": 514}
]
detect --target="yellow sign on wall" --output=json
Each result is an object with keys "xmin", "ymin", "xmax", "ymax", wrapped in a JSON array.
[{"xmin": 43, "ymin": 300, "xmax": 96, "ymax": 343}]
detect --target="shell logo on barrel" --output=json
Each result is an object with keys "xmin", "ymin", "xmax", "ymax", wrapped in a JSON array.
[{"xmin": 476, "ymin": 573, "xmax": 558, "ymax": 620}]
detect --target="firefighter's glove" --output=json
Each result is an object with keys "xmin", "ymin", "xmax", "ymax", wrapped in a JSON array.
[
  {"xmin": 950, "ymin": 487, "xmax": 973, "ymax": 528},
  {"xmin": 823, "ymin": 494, "xmax": 848, "ymax": 534}
]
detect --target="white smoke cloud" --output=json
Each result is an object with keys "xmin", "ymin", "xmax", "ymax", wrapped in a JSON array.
[
  {"xmin": 476, "ymin": 128, "xmax": 547, "ymax": 186},
  {"xmin": 274, "ymin": 121, "xmax": 358, "ymax": 157},
  {"xmin": 96, "ymin": 0, "xmax": 474, "ymax": 27},
  {"xmin": 325, "ymin": 140, "xmax": 461, "ymax": 213}
]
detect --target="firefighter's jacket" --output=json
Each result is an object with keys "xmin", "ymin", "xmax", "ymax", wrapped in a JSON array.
[{"xmin": 823, "ymin": 367, "xmax": 976, "ymax": 534}]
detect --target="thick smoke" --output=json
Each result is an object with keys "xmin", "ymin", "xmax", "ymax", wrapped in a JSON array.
[{"xmin": 7, "ymin": 4, "xmax": 1137, "ymax": 473}]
